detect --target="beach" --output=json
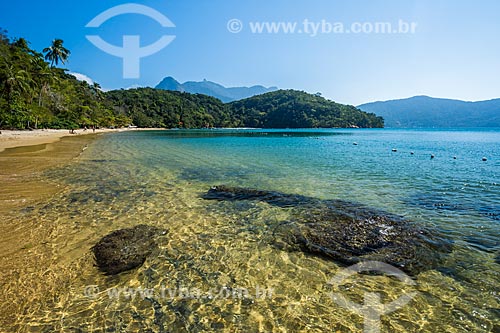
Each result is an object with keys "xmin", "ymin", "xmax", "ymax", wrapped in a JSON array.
[
  {"xmin": 0, "ymin": 131, "xmax": 106, "ymax": 329},
  {"xmin": 0, "ymin": 128, "xmax": 145, "ymax": 153},
  {"xmin": 0, "ymin": 128, "xmax": 163, "ymax": 330}
]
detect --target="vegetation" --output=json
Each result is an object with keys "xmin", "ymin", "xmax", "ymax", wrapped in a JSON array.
[
  {"xmin": 105, "ymin": 88, "xmax": 383, "ymax": 128},
  {"xmin": 0, "ymin": 30, "xmax": 129, "ymax": 129},
  {"xmin": 229, "ymin": 90, "xmax": 384, "ymax": 128},
  {"xmin": 105, "ymin": 88, "xmax": 234, "ymax": 128},
  {"xmin": 0, "ymin": 31, "xmax": 383, "ymax": 130},
  {"xmin": 43, "ymin": 39, "xmax": 70, "ymax": 67}
]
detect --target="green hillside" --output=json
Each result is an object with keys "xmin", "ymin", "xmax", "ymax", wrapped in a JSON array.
[
  {"xmin": 0, "ymin": 32, "xmax": 383, "ymax": 130},
  {"xmin": 229, "ymin": 90, "xmax": 384, "ymax": 128}
]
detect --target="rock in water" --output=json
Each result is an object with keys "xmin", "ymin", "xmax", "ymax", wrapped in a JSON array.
[
  {"xmin": 203, "ymin": 186, "xmax": 452, "ymax": 275},
  {"xmin": 275, "ymin": 203, "xmax": 451, "ymax": 275},
  {"xmin": 92, "ymin": 225, "xmax": 166, "ymax": 275},
  {"xmin": 203, "ymin": 185, "xmax": 313, "ymax": 207}
]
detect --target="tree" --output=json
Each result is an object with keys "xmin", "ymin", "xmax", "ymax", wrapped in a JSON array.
[
  {"xmin": 0, "ymin": 27, "xmax": 9, "ymax": 45},
  {"xmin": 43, "ymin": 39, "xmax": 70, "ymax": 67},
  {"xmin": 0, "ymin": 32, "xmax": 134, "ymax": 130},
  {"xmin": 12, "ymin": 37, "xmax": 29, "ymax": 51},
  {"xmin": 90, "ymin": 82, "xmax": 103, "ymax": 100},
  {"xmin": 31, "ymin": 57, "xmax": 55, "ymax": 107},
  {"xmin": 1, "ymin": 63, "xmax": 30, "ymax": 110}
]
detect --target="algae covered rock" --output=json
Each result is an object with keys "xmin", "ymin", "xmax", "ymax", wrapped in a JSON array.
[
  {"xmin": 92, "ymin": 225, "xmax": 167, "ymax": 275},
  {"xmin": 203, "ymin": 185, "xmax": 452, "ymax": 275}
]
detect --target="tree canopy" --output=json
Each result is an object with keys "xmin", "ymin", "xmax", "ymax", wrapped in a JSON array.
[
  {"xmin": 105, "ymin": 88, "xmax": 233, "ymax": 128},
  {"xmin": 0, "ymin": 31, "xmax": 384, "ymax": 130},
  {"xmin": 0, "ymin": 31, "xmax": 129, "ymax": 129},
  {"xmin": 43, "ymin": 39, "xmax": 70, "ymax": 67},
  {"xmin": 229, "ymin": 90, "xmax": 384, "ymax": 128}
]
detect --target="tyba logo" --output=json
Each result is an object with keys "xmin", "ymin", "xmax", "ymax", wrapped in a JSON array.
[{"xmin": 86, "ymin": 4, "xmax": 175, "ymax": 79}]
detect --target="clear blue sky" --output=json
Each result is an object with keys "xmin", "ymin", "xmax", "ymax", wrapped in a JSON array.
[{"xmin": 1, "ymin": 0, "xmax": 499, "ymax": 105}]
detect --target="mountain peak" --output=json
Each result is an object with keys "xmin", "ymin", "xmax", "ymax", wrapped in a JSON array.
[
  {"xmin": 156, "ymin": 76, "xmax": 183, "ymax": 91},
  {"xmin": 155, "ymin": 77, "xmax": 278, "ymax": 102}
]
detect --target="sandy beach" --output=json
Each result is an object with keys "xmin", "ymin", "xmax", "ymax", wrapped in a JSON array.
[
  {"xmin": 0, "ymin": 132, "xmax": 99, "ymax": 328},
  {"xmin": 0, "ymin": 128, "xmax": 161, "ymax": 328},
  {"xmin": 0, "ymin": 128, "xmax": 144, "ymax": 153}
]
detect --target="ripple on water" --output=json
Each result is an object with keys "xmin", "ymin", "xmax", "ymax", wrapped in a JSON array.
[{"xmin": 3, "ymin": 129, "xmax": 499, "ymax": 332}]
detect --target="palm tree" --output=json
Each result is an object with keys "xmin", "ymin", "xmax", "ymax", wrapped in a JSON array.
[
  {"xmin": 31, "ymin": 57, "xmax": 56, "ymax": 107},
  {"xmin": 43, "ymin": 39, "xmax": 70, "ymax": 67},
  {"xmin": 0, "ymin": 63, "xmax": 32, "ymax": 127},
  {"xmin": 90, "ymin": 82, "xmax": 103, "ymax": 100},
  {"xmin": 1, "ymin": 63, "xmax": 30, "ymax": 110}
]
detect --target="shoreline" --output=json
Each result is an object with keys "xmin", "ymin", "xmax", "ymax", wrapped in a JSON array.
[
  {"xmin": 0, "ymin": 130, "xmax": 136, "ymax": 328},
  {"xmin": 0, "ymin": 128, "xmax": 162, "ymax": 329},
  {"xmin": 0, "ymin": 128, "xmax": 165, "ymax": 153},
  {"xmin": 0, "ymin": 133, "xmax": 98, "ymax": 328}
]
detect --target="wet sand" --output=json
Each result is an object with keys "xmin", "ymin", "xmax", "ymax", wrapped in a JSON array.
[
  {"xmin": 0, "ymin": 127, "xmax": 171, "ymax": 328},
  {"xmin": 0, "ymin": 129, "xmax": 168, "ymax": 330},
  {"xmin": 0, "ymin": 134, "xmax": 103, "ymax": 330},
  {"xmin": 0, "ymin": 128, "xmax": 147, "ymax": 153}
]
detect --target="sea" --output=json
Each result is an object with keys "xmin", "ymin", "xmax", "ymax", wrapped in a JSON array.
[{"xmin": 5, "ymin": 128, "xmax": 500, "ymax": 332}]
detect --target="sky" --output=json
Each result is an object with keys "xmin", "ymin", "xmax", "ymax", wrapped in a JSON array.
[{"xmin": 1, "ymin": 0, "xmax": 499, "ymax": 105}]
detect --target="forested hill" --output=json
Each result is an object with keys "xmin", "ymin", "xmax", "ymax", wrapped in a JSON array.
[
  {"xmin": 105, "ymin": 89, "xmax": 384, "ymax": 129},
  {"xmin": 105, "ymin": 88, "xmax": 233, "ymax": 128},
  {"xmin": 0, "ymin": 31, "xmax": 383, "ymax": 130},
  {"xmin": 229, "ymin": 90, "xmax": 384, "ymax": 128}
]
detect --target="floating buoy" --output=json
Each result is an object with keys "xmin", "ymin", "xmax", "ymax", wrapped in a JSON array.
[
  {"xmin": 410, "ymin": 151, "xmax": 414, "ymax": 155},
  {"xmin": 482, "ymin": 157, "xmax": 487, "ymax": 161},
  {"xmin": 453, "ymin": 156, "xmax": 457, "ymax": 159},
  {"xmin": 431, "ymin": 154, "xmax": 435, "ymax": 159},
  {"xmin": 392, "ymin": 148, "xmax": 397, "ymax": 152}
]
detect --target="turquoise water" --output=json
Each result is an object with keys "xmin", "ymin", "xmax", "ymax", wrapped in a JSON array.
[
  {"xmin": 13, "ymin": 128, "xmax": 500, "ymax": 332},
  {"xmin": 111, "ymin": 128, "xmax": 499, "ymax": 236}
]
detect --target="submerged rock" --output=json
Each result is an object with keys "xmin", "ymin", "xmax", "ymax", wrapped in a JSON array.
[
  {"xmin": 92, "ymin": 225, "xmax": 167, "ymax": 275},
  {"xmin": 275, "ymin": 203, "xmax": 451, "ymax": 275},
  {"xmin": 203, "ymin": 185, "xmax": 316, "ymax": 207},
  {"xmin": 203, "ymin": 186, "xmax": 452, "ymax": 275}
]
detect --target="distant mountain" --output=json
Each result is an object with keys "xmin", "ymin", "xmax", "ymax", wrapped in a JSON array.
[
  {"xmin": 358, "ymin": 96, "xmax": 500, "ymax": 128},
  {"xmin": 155, "ymin": 77, "xmax": 278, "ymax": 103},
  {"xmin": 229, "ymin": 90, "xmax": 384, "ymax": 128}
]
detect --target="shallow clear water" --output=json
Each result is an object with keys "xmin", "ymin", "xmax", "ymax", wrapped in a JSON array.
[{"xmin": 6, "ymin": 129, "xmax": 500, "ymax": 332}]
